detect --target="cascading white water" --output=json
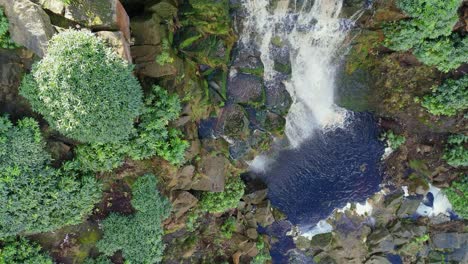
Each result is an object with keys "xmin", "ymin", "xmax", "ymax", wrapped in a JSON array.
[{"xmin": 241, "ymin": 0, "xmax": 350, "ymax": 147}]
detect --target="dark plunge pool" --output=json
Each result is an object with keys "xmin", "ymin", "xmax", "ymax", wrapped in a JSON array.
[
  {"xmin": 261, "ymin": 111, "xmax": 384, "ymax": 226},
  {"xmin": 256, "ymin": 112, "xmax": 385, "ymax": 263}
]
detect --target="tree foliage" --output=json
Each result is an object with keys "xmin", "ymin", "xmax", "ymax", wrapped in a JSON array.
[
  {"xmin": 381, "ymin": 130, "xmax": 406, "ymax": 150},
  {"xmin": 96, "ymin": 174, "xmax": 171, "ymax": 263},
  {"xmin": 443, "ymin": 134, "xmax": 468, "ymax": 167},
  {"xmin": 0, "ymin": 116, "xmax": 50, "ymax": 171},
  {"xmin": 421, "ymin": 76, "xmax": 468, "ymax": 116},
  {"xmin": 0, "ymin": 116, "xmax": 101, "ymax": 238},
  {"xmin": 20, "ymin": 30, "xmax": 143, "ymax": 144},
  {"xmin": 445, "ymin": 177, "xmax": 467, "ymax": 219},
  {"xmin": 73, "ymin": 85, "xmax": 188, "ymax": 172},
  {"xmin": 0, "ymin": 237, "xmax": 53, "ymax": 264},
  {"xmin": 0, "ymin": 8, "xmax": 16, "ymax": 49},
  {"xmin": 384, "ymin": 0, "xmax": 465, "ymax": 72},
  {"xmin": 200, "ymin": 176, "xmax": 245, "ymax": 213}
]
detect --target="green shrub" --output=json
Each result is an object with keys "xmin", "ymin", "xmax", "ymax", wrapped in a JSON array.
[
  {"xmin": 96, "ymin": 174, "xmax": 171, "ymax": 263},
  {"xmin": 200, "ymin": 176, "xmax": 245, "ymax": 213},
  {"xmin": 74, "ymin": 86, "xmax": 188, "ymax": 172},
  {"xmin": 0, "ymin": 8, "xmax": 16, "ymax": 49},
  {"xmin": 20, "ymin": 30, "xmax": 143, "ymax": 144},
  {"xmin": 0, "ymin": 166, "xmax": 101, "ymax": 238},
  {"xmin": 385, "ymin": 0, "xmax": 461, "ymax": 51},
  {"xmin": 156, "ymin": 40, "xmax": 174, "ymax": 65},
  {"xmin": 251, "ymin": 237, "xmax": 271, "ymax": 264},
  {"xmin": 421, "ymin": 76, "xmax": 468, "ymax": 116},
  {"xmin": 445, "ymin": 177, "xmax": 467, "ymax": 218},
  {"xmin": 443, "ymin": 134, "xmax": 468, "ymax": 167},
  {"xmin": 0, "ymin": 116, "xmax": 50, "ymax": 171},
  {"xmin": 384, "ymin": 0, "xmax": 465, "ymax": 72},
  {"xmin": 413, "ymin": 35, "xmax": 468, "ymax": 72},
  {"xmin": 0, "ymin": 237, "xmax": 53, "ymax": 264},
  {"xmin": 381, "ymin": 130, "xmax": 406, "ymax": 150},
  {"xmin": 220, "ymin": 217, "xmax": 236, "ymax": 239},
  {"xmin": 0, "ymin": 116, "xmax": 101, "ymax": 238}
]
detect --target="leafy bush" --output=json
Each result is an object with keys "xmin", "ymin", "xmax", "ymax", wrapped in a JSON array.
[
  {"xmin": 251, "ymin": 237, "xmax": 271, "ymax": 264},
  {"xmin": 443, "ymin": 134, "xmax": 468, "ymax": 167},
  {"xmin": 20, "ymin": 30, "xmax": 143, "ymax": 144},
  {"xmin": 156, "ymin": 40, "xmax": 174, "ymax": 65},
  {"xmin": 0, "ymin": 116, "xmax": 101, "ymax": 238},
  {"xmin": 384, "ymin": 0, "xmax": 465, "ymax": 72},
  {"xmin": 0, "ymin": 116, "xmax": 50, "ymax": 171},
  {"xmin": 0, "ymin": 8, "xmax": 16, "ymax": 49},
  {"xmin": 385, "ymin": 0, "xmax": 461, "ymax": 50},
  {"xmin": 445, "ymin": 177, "xmax": 467, "ymax": 218},
  {"xmin": 0, "ymin": 166, "xmax": 101, "ymax": 238},
  {"xmin": 413, "ymin": 35, "xmax": 468, "ymax": 72},
  {"xmin": 96, "ymin": 174, "xmax": 171, "ymax": 263},
  {"xmin": 220, "ymin": 217, "xmax": 236, "ymax": 239},
  {"xmin": 381, "ymin": 130, "xmax": 406, "ymax": 150},
  {"xmin": 0, "ymin": 237, "xmax": 53, "ymax": 264},
  {"xmin": 200, "ymin": 176, "xmax": 245, "ymax": 213},
  {"xmin": 74, "ymin": 86, "xmax": 188, "ymax": 172},
  {"xmin": 421, "ymin": 76, "xmax": 468, "ymax": 116}
]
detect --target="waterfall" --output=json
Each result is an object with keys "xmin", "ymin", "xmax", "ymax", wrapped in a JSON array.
[{"xmin": 241, "ymin": 0, "xmax": 350, "ymax": 147}]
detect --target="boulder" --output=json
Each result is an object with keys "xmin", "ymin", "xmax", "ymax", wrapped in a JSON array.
[
  {"xmin": 146, "ymin": 1, "xmax": 177, "ymax": 20},
  {"xmin": 35, "ymin": 0, "xmax": 65, "ymax": 14},
  {"xmin": 164, "ymin": 165, "xmax": 194, "ymax": 191},
  {"xmin": 131, "ymin": 45, "xmax": 178, "ymax": 78},
  {"xmin": 365, "ymin": 255, "xmax": 392, "ymax": 264},
  {"xmin": 431, "ymin": 233, "xmax": 467, "ymax": 250},
  {"xmin": 227, "ymin": 72, "xmax": 265, "ymax": 105},
  {"xmin": 396, "ymin": 197, "xmax": 422, "ymax": 218},
  {"xmin": 64, "ymin": 0, "xmax": 130, "ymax": 40},
  {"xmin": 170, "ymin": 191, "xmax": 198, "ymax": 219},
  {"xmin": 96, "ymin": 31, "xmax": 132, "ymax": 62},
  {"xmin": 191, "ymin": 155, "xmax": 227, "ymax": 192},
  {"xmin": 216, "ymin": 104, "xmax": 250, "ymax": 140},
  {"xmin": 246, "ymin": 228, "xmax": 258, "ymax": 240},
  {"xmin": 243, "ymin": 189, "xmax": 268, "ymax": 205},
  {"xmin": 131, "ymin": 14, "xmax": 162, "ymax": 46},
  {"xmin": 254, "ymin": 201, "xmax": 275, "ymax": 227},
  {"xmin": 0, "ymin": 0, "xmax": 55, "ymax": 57}
]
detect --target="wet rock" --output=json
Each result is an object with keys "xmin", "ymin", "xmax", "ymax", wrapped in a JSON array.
[
  {"xmin": 96, "ymin": 31, "xmax": 132, "ymax": 62},
  {"xmin": 227, "ymin": 72, "xmax": 265, "ymax": 105},
  {"xmin": 192, "ymin": 155, "xmax": 227, "ymax": 192},
  {"xmin": 310, "ymin": 232, "xmax": 333, "ymax": 249},
  {"xmin": 0, "ymin": 0, "xmax": 55, "ymax": 57},
  {"xmin": 64, "ymin": 0, "xmax": 131, "ymax": 40},
  {"xmin": 166, "ymin": 165, "xmax": 195, "ymax": 190},
  {"xmin": 131, "ymin": 14, "xmax": 162, "ymax": 46},
  {"xmin": 365, "ymin": 255, "xmax": 392, "ymax": 264},
  {"xmin": 367, "ymin": 228, "xmax": 391, "ymax": 246},
  {"xmin": 265, "ymin": 81, "xmax": 292, "ymax": 115},
  {"xmin": 131, "ymin": 45, "xmax": 178, "ymax": 77},
  {"xmin": 243, "ymin": 189, "xmax": 268, "ymax": 205},
  {"xmin": 216, "ymin": 104, "xmax": 250, "ymax": 140},
  {"xmin": 254, "ymin": 201, "xmax": 275, "ymax": 227},
  {"xmin": 431, "ymin": 233, "xmax": 467, "ymax": 250},
  {"xmin": 396, "ymin": 196, "xmax": 422, "ymax": 218},
  {"xmin": 246, "ymin": 228, "xmax": 258, "ymax": 240}
]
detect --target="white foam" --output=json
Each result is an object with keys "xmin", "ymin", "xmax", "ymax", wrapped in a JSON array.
[
  {"xmin": 416, "ymin": 185, "xmax": 453, "ymax": 217},
  {"xmin": 302, "ymin": 220, "xmax": 333, "ymax": 239},
  {"xmin": 355, "ymin": 200, "xmax": 373, "ymax": 216},
  {"xmin": 241, "ymin": 0, "xmax": 350, "ymax": 148}
]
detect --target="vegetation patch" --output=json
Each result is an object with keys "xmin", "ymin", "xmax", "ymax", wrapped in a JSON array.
[{"xmin": 20, "ymin": 30, "xmax": 143, "ymax": 144}]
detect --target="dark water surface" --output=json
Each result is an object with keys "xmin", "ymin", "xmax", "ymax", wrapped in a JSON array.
[{"xmin": 257, "ymin": 112, "xmax": 385, "ymax": 263}]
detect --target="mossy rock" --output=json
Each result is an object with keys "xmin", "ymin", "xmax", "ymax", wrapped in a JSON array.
[{"xmin": 310, "ymin": 232, "xmax": 333, "ymax": 249}]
